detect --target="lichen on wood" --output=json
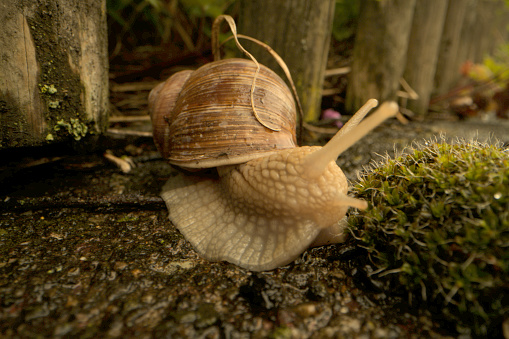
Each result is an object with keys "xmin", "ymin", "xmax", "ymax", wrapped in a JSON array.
[{"xmin": 0, "ymin": 0, "xmax": 108, "ymax": 149}]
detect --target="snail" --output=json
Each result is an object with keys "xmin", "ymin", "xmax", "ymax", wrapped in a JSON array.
[
  {"xmin": 149, "ymin": 60, "xmax": 398, "ymax": 271},
  {"xmin": 149, "ymin": 15, "xmax": 399, "ymax": 271}
]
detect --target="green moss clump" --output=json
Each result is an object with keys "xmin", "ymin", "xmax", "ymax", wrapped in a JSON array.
[
  {"xmin": 54, "ymin": 118, "xmax": 89, "ymax": 141},
  {"xmin": 347, "ymin": 139, "xmax": 509, "ymax": 336},
  {"xmin": 40, "ymin": 84, "xmax": 58, "ymax": 94}
]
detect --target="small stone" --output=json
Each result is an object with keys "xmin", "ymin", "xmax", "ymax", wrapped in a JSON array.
[
  {"xmin": 49, "ymin": 232, "xmax": 63, "ymax": 239},
  {"xmin": 53, "ymin": 323, "xmax": 73, "ymax": 336},
  {"xmin": 141, "ymin": 294, "xmax": 155, "ymax": 304},
  {"xmin": 114, "ymin": 261, "xmax": 128, "ymax": 271},
  {"xmin": 65, "ymin": 295, "xmax": 79, "ymax": 307},
  {"xmin": 68, "ymin": 267, "xmax": 80, "ymax": 276},
  {"xmin": 107, "ymin": 320, "xmax": 124, "ymax": 338},
  {"xmin": 292, "ymin": 303, "xmax": 317, "ymax": 317}
]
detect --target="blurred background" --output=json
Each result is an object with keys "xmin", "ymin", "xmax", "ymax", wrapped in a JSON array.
[{"xmin": 107, "ymin": 0, "xmax": 509, "ymax": 124}]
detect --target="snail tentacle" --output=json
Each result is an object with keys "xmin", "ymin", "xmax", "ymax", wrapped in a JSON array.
[
  {"xmin": 302, "ymin": 101, "xmax": 399, "ymax": 179},
  {"xmin": 336, "ymin": 98, "xmax": 378, "ymax": 136}
]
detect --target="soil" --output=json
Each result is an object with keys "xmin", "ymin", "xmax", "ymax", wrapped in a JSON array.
[{"xmin": 1, "ymin": 113, "xmax": 508, "ymax": 338}]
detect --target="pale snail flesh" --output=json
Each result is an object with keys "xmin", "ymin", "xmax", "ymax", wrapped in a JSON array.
[{"xmin": 149, "ymin": 58, "xmax": 399, "ymax": 271}]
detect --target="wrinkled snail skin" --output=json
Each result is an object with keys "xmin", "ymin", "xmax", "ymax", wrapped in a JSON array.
[
  {"xmin": 222, "ymin": 147, "xmax": 351, "ymax": 230},
  {"xmin": 161, "ymin": 172, "xmax": 320, "ymax": 272},
  {"xmin": 161, "ymin": 146, "xmax": 354, "ymax": 271},
  {"xmin": 151, "ymin": 57, "xmax": 399, "ymax": 271}
]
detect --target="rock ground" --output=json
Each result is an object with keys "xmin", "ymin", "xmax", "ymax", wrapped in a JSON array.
[{"xmin": 1, "ymin": 118, "xmax": 508, "ymax": 338}]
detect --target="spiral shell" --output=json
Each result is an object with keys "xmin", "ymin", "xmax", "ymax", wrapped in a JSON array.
[
  {"xmin": 149, "ymin": 58, "xmax": 297, "ymax": 169},
  {"xmin": 149, "ymin": 70, "xmax": 194, "ymax": 160}
]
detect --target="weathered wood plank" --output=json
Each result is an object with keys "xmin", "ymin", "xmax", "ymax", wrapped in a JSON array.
[
  {"xmin": 433, "ymin": 0, "xmax": 471, "ymax": 95},
  {"xmin": 0, "ymin": 0, "xmax": 108, "ymax": 149},
  {"xmin": 345, "ymin": 0, "xmax": 416, "ymax": 112},
  {"xmin": 403, "ymin": 0, "xmax": 448, "ymax": 116},
  {"xmin": 238, "ymin": 0, "xmax": 336, "ymax": 122}
]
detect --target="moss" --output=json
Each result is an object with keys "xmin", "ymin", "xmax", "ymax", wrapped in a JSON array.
[
  {"xmin": 27, "ymin": 3, "xmax": 93, "ymax": 143},
  {"xmin": 270, "ymin": 326, "xmax": 292, "ymax": 339},
  {"xmin": 40, "ymin": 84, "xmax": 57, "ymax": 94},
  {"xmin": 347, "ymin": 138, "xmax": 509, "ymax": 337},
  {"xmin": 48, "ymin": 100, "xmax": 60, "ymax": 109},
  {"xmin": 117, "ymin": 214, "xmax": 140, "ymax": 223},
  {"xmin": 53, "ymin": 118, "xmax": 89, "ymax": 141}
]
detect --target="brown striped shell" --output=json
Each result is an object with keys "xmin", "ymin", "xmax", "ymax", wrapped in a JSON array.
[{"xmin": 149, "ymin": 58, "xmax": 297, "ymax": 169}]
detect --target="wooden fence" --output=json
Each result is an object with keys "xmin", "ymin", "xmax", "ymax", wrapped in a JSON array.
[
  {"xmin": 347, "ymin": 0, "xmax": 509, "ymax": 116},
  {"xmin": 1, "ymin": 0, "xmax": 508, "ymax": 150}
]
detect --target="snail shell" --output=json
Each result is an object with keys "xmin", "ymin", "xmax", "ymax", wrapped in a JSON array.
[{"xmin": 149, "ymin": 58, "xmax": 297, "ymax": 169}]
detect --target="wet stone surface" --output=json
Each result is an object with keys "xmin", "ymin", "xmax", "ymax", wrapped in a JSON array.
[
  {"xmin": 0, "ymin": 207, "xmax": 432, "ymax": 338},
  {"xmin": 1, "ymin": 119, "xmax": 508, "ymax": 338}
]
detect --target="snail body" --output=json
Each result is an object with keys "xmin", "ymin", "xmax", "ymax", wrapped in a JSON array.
[{"xmin": 150, "ymin": 58, "xmax": 398, "ymax": 271}]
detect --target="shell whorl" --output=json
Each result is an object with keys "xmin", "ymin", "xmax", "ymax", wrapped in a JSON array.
[
  {"xmin": 149, "ymin": 58, "xmax": 297, "ymax": 169},
  {"xmin": 149, "ymin": 70, "xmax": 193, "ymax": 159}
]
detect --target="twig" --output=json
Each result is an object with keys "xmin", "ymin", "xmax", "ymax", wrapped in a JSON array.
[
  {"xmin": 399, "ymin": 78, "xmax": 419, "ymax": 100},
  {"xmin": 324, "ymin": 67, "xmax": 351, "ymax": 77},
  {"xmin": 322, "ymin": 88, "xmax": 342, "ymax": 96},
  {"xmin": 110, "ymin": 82, "xmax": 160, "ymax": 92},
  {"xmin": 106, "ymin": 129, "xmax": 153, "ymax": 137},
  {"xmin": 104, "ymin": 151, "xmax": 135, "ymax": 173},
  {"xmin": 429, "ymin": 79, "xmax": 499, "ymax": 106},
  {"xmin": 109, "ymin": 116, "xmax": 151, "ymax": 123}
]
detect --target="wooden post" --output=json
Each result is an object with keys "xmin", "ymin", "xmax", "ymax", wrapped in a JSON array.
[
  {"xmin": 457, "ymin": 0, "xmax": 509, "ymax": 67},
  {"xmin": 0, "ymin": 0, "xmax": 109, "ymax": 149},
  {"xmin": 403, "ymin": 0, "xmax": 448, "ymax": 116},
  {"xmin": 433, "ymin": 0, "xmax": 471, "ymax": 95},
  {"xmin": 345, "ymin": 0, "xmax": 416, "ymax": 112},
  {"xmin": 238, "ymin": 0, "xmax": 335, "ymax": 122}
]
